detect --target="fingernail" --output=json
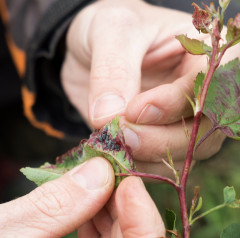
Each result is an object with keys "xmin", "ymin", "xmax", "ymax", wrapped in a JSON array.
[
  {"xmin": 93, "ymin": 93, "xmax": 126, "ymax": 120},
  {"xmin": 137, "ymin": 104, "xmax": 162, "ymax": 124},
  {"xmin": 122, "ymin": 127, "xmax": 140, "ymax": 152},
  {"xmin": 71, "ymin": 158, "xmax": 110, "ymax": 190}
]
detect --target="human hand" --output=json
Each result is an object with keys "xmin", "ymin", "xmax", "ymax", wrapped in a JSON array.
[
  {"xmin": 61, "ymin": 0, "xmax": 233, "ymax": 177},
  {"xmin": 78, "ymin": 176, "xmax": 165, "ymax": 237},
  {"xmin": 0, "ymin": 157, "xmax": 165, "ymax": 237}
]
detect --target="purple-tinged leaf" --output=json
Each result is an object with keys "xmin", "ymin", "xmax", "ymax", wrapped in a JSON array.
[
  {"xmin": 176, "ymin": 35, "xmax": 212, "ymax": 55},
  {"xmin": 203, "ymin": 58, "xmax": 240, "ymax": 139},
  {"xmin": 20, "ymin": 116, "xmax": 136, "ymax": 187}
]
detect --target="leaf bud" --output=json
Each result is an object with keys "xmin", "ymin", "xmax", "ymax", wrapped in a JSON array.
[
  {"xmin": 192, "ymin": 3, "xmax": 212, "ymax": 33},
  {"xmin": 219, "ymin": 0, "xmax": 231, "ymax": 11}
]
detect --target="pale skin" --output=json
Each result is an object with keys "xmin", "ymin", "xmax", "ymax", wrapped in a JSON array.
[
  {"xmin": 0, "ymin": 158, "xmax": 165, "ymax": 237},
  {"xmin": 61, "ymin": 0, "xmax": 237, "ymax": 178}
]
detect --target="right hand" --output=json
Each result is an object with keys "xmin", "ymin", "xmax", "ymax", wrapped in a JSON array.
[{"xmin": 61, "ymin": 0, "xmax": 233, "ymax": 177}]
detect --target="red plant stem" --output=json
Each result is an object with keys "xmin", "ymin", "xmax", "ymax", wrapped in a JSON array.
[
  {"xmin": 118, "ymin": 171, "xmax": 179, "ymax": 189},
  {"xmin": 179, "ymin": 36, "xmax": 220, "ymax": 238},
  {"xmin": 178, "ymin": 111, "xmax": 202, "ymax": 238}
]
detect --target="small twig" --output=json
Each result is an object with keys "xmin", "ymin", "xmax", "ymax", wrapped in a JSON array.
[
  {"xmin": 162, "ymin": 159, "xmax": 180, "ymax": 185},
  {"xmin": 195, "ymin": 125, "xmax": 219, "ymax": 151},
  {"xmin": 117, "ymin": 171, "xmax": 179, "ymax": 190},
  {"xmin": 216, "ymin": 35, "xmax": 240, "ymax": 67},
  {"xmin": 190, "ymin": 203, "xmax": 226, "ymax": 225}
]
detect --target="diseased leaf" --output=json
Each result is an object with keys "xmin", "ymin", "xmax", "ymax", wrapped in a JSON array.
[
  {"xmin": 203, "ymin": 58, "xmax": 240, "ymax": 139},
  {"xmin": 221, "ymin": 222, "xmax": 240, "ymax": 238},
  {"xmin": 192, "ymin": 3, "xmax": 212, "ymax": 33},
  {"xmin": 176, "ymin": 35, "xmax": 212, "ymax": 55},
  {"xmin": 21, "ymin": 116, "xmax": 136, "ymax": 187}
]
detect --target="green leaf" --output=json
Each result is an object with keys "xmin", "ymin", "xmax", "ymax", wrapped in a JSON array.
[
  {"xmin": 176, "ymin": 35, "xmax": 212, "ymax": 55},
  {"xmin": 221, "ymin": 222, "xmax": 240, "ymax": 238},
  {"xmin": 20, "ymin": 116, "xmax": 136, "ymax": 187},
  {"xmin": 194, "ymin": 72, "xmax": 205, "ymax": 97},
  {"xmin": 165, "ymin": 209, "xmax": 176, "ymax": 231},
  {"xmin": 165, "ymin": 209, "xmax": 179, "ymax": 237},
  {"xmin": 194, "ymin": 197, "xmax": 203, "ymax": 213},
  {"xmin": 224, "ymin": 186, "xmax": 236, "ymax": 204},
  {"xmin": 20, "ymin": 166, "xmax": 61, "ymax": 186},
  {"xmin": 223, "ymin": 186, "xmax": 240, "ymax": 208},
  {"xmin": 219, "ymin": 0, "xmax": 231, "ymax": 12},
  {"xmin": 203, "ymin": 58, "xmax": 240, "ymax": 139}
]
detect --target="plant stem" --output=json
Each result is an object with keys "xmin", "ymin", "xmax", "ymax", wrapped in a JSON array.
[
  {"xmin": 178, "ymin": 35, "xmax": 220, "ymax": 238},
  {"xmin": 118, "ymin": 172, "xmax": 179, "ymax": 189},
  {"xmin": 190, "ymin": 204, "xmax": 226, "ymax": 225}
]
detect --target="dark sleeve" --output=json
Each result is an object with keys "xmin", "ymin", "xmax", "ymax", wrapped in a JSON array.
[
  {"xmin": 6, "ymin": 0, "xmax": 58, "ymax": 50},
  {"xmin": 13, "ymin": 0, "xmax": 96, "ymax": 139}
]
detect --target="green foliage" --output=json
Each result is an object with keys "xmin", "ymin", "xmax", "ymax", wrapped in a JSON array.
[
  {"xmin": 197, "ymin": 59, "xmax": 240, "ymax": 139},
  {"xmin": 224, "ymin": 186, "xmax": 240, "ymax": 208},
  {"xmin": 165, "ymin": 209, "xmax": 179, "ymax": 237},
  {"xmin": 165, "ymin": 209, "xmax": 177, "ymax": 230},
  {"xmin": 220, "ymin": 222, "xmax": 240, "ymax": 238},
  {"xmin": 20, "ymin": 166, "xmax": 61, "ymax": 186},
  {"xmin": 194, "ymin": 72, "xmax": 205, "ymax": 97},
  {"xmin": 20, "ymin": 116, "xmax": 136, "ymax": 187},
  {"xmin": 224, "ymin": 186, "xmax": 237, "ymax": 204},
  {"xmin": 176, "ymin": 35, "xmax": 212, "ymax": 55},
  {"xmin": 219, "ymin": 0, "xmax": 231, "ymax": 10}
]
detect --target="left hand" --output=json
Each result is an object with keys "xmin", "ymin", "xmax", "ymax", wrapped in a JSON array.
[{"xmin": 0, "ymin": 157, "xmax": 165, "ymax": 237}]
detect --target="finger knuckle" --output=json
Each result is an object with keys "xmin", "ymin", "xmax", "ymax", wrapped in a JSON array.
[{"xmin": 93, "ymin": 6, "xmax": 139, "ymax": 29}]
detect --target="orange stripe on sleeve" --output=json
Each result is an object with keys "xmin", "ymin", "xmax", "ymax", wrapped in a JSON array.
[
  {"xmin": 0, "ymin": 0, "xmax": 9, "ymax": 23},
  {"xmin": 22, "ymin": 86, "xmax": 64, "ymax": 138}
]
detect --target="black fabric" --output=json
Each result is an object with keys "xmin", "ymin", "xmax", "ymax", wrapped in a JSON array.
[
  {"xmin": 24, "ymin": 0, "xmax": 97, "ymax": 138},
  {"xmin": 0, "ymin": 19, "xmax": 21, "ymax": 108}
]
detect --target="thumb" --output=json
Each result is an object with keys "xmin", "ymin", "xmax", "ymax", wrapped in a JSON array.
[{"xmin": 0, "ymin": 158, "xmax": 114, "ymax": 237}]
